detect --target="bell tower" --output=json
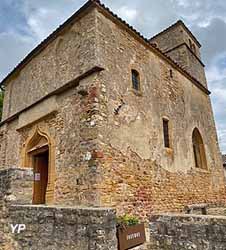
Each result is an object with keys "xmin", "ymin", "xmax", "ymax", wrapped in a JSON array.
[{"xmin": 150, "ymin": 20, "xmax": 207, "ymax": 87}]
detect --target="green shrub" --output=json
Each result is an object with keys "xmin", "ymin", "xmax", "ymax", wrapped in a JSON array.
[{"xmin": 117, "ymin": 214, "xmax": 139, "ymax": 227}]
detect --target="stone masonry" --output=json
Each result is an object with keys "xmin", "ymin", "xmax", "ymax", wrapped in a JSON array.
[
  {"xmin": 6, "ymin": 205, "xmax": 117, "ymax": 250},
  {"xmin": 0, "ymin": 0, "xmax": 225, "ymax": 226},
  {"xmin": 93, "ymin": 4, "xmax": 226, "ymax": 219},
  {"xmin": 149, "ymin": 214, "xmax": 226, "ymax": 249}
]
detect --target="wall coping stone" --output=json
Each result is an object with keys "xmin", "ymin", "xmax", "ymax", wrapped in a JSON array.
[
  {"xmin": 150, "ymin": 213, "xmax": 226, "ymax": 220},
  {"xmin": 10, "ymin": 204, "xmax": 115, "ymax": 212}
]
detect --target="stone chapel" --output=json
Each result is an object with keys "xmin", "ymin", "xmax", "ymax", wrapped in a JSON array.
[{"xmin": 0, "ymin": 0, "xmax": 225, "ymax": 219}]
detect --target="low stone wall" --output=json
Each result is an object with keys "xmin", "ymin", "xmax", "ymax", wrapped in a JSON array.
[
  {"xmin": 0, "ymin": 168, "xmax": 33, "ymax": 249},
  {"xmin": 5, "ymin": 205, "xmax": 117, "ymax": 250},
  {"xmin": 0, "ymin": 168, "xmax": 117, "ymax": 250},
  {"xmin": 149, "ymin": 214, "xmax": 226, "ymax": 250},
  {"xmin": 0, "ymin": 168, "xmax": 33, "ymax": 206},
  {"xmin": 0, "ymin": 169, "xmax": 10, "ymax": 248}
]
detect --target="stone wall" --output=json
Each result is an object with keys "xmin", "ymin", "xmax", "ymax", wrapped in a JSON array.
[
  {"xmin": 0, "ymin": 168, "xmax": 117, "ymax": 250},
  {"xmin": 150, "ymin": 22, "xmax": 206, "ymax": 87},
  {"xmin": 0, "ymin": 168, "xmax": 33, "ymax": 209},
  {"xmin": 94, "ymin": 9, "xmax": 226, "ymax": 218},
  {"xmin": 0, "ymin": 168, "xmax": 33, "ymax": 249},
  {"xmin": 2, "ymin": 7, "xmax": 99, "ymax": 120},
  {"xmin": 6, "ymin": 205, "xmax": 117, "ymax": 250},
  {"xmin": 1, "ymin": 2, "xmax": 225, "ymax": 222},
  {"xmin": 96, "ymin": 9, "xmax": 220, "ymax": 173},
  {"xmin": 0, "ymin": 71, "xmax": 104, "ymax": 206},
  {"xmin": 151, "ymin": 25, "xmax": 184, "ymax": 53},
  {"xmin": 97, "ymin": 146, "xmax": 226, "ymax": 220},
  {"xmin": 165, "ymin": 44, "xmax": 207, "ymax": 86},
  {"xmin": 150, "ymin": 23, "xmax": 201, "ymax": 59},
  {"xmin": 0, "ymin": 125, "xmax": 7, "ymax": 169},
  {"xmin": 149, "ymin": 214, "xmax": 226, "ymax": 250},
  {"xmin": 0, "ymin": 169, "xmax": 10, "ymax": 244},
  {"xmin": 1, "ymin": 168, "xmax": 33, "ymax": 205}
]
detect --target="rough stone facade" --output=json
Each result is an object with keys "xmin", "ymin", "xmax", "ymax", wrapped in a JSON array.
[
  {"xmin": 2, "ymin": 8, "xmax": 98, "ymax": 120},
  {"xmin": 0, "ymin": 168, "xmax": 33, "ymax": 249},
  {"xmin": 150, "ymin": 21, "xmax": 207, "ymax": 87},
  {"xmin": 5, "ymin": 205, "xmax": 117, "ymax": 250},
  {"xmin": 0, "ymin": 74, "xmax": 104, "ymax": 206},
  {"xmin": 94, "ymin": 8, "xmax": 226, "ymax": 218},
  {"xmin": 0, "ymin": 0, "xmax": 225, "ymax": 224},
  {"xmin": 149, "ymin": 214, "xmax": 226, "ymax": 249}
]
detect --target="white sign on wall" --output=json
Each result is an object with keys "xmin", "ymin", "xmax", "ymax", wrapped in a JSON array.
[{"xmin": 34, "ymin": 173, "xmax": 41, "ymax": 181}]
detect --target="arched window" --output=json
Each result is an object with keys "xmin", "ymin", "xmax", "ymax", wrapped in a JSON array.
[
  {"xmin": 131, "ymin": 69, "xmax": 140, "ymax": 91},
  {"xmin": 192, "ymin": 128, "xmax": 207, "ymax": 169}
]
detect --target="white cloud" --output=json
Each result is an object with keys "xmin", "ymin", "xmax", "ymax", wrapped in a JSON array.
[
  {"xmin": 207, "ymin": 65, "xmax": 226, "ymax": 84},
  {"xmin": 23, "ymin": 1, "xmax": 86, "ymax": 40},
  {"xmin": 205, "ymin": 55, "xmax": 226, "ymax": 153},
  {"xmin": 26, "ymin": 8, "xmax": 63, "ymax": 40},
  {"xmin": 117, "ymin": 6, "xmax": 138, "ymax": 22},
  {"xmin": 0, "ymin": 0, "xmax": 87, "ymax": 80},
  {"xmin": 174, "ymin": 0, "xmax": 189, "ymax": 8},
  {"xmin": 0, "ymin": 31, "xmax": 36, "ymax": 80}
]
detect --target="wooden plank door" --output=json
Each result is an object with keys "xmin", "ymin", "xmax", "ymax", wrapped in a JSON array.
[{"xmin": 33, "ymin": 151, "xmax": 49, "ymax": 204}]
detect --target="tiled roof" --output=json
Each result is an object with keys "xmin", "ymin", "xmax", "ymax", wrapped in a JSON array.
[{"xmin": 0, "ymin": 0, "xmax": 210, "ymax": 95}]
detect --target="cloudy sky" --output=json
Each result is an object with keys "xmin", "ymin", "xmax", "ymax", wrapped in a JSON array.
[{"xmin": 0, "ymin": 0, "xmax": 226, "ymax": 152}]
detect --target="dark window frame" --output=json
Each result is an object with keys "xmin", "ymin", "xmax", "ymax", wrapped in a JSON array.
[
  {"xmin": 163, "ymin": 119, "xmax": 170, "ymax": 148},
  {"xmin": 131, "ymin": 69, "xmax": 140, "ymax": 91}
]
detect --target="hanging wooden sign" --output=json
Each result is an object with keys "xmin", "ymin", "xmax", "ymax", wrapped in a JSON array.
[{"xmin": 117, "ymin": 223, "xmax": 146, "ymax": 250}]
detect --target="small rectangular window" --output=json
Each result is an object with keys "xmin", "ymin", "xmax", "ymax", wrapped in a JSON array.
[
  {"xmin": 163, "ymin": 119, "xmax": 170, "ymax": 148},
  {"xmin": 132, "ymin": 70, "xmax": 140, "ymax": 91}
]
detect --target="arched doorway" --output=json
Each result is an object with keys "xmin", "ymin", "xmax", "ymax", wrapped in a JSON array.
[
  {"xmin": 22, "ymin": 127, "xmax": 55, "ymax": 204},
  {"xmin": 192, "ymin": 128, "xmax": 207, "ymax": 169}
]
